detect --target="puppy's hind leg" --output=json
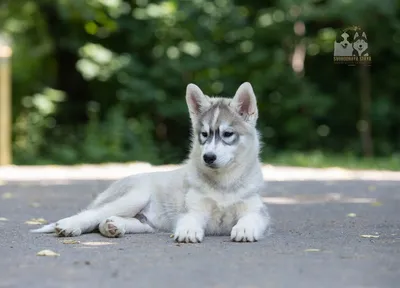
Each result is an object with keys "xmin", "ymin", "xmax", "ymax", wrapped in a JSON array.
[
  {"xmin": 99, "ymin": 216, "xmax": 154, "ymax": 238},
  {"xmin": 54, "ymin": 191, "xmax": 150, "ymax": 237}
]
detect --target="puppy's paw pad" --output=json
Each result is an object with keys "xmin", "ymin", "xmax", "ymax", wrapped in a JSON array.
[
  {"xmin": 174, "ymin": 227, "xmax": 204, "ymax": 243},
  {"xmin": 99, "ymin": 218, "xmax": 125, "ymax": 238},
  {"xmin": 230, "ymin": 224, "xmax": 260, "ymax": 242}
]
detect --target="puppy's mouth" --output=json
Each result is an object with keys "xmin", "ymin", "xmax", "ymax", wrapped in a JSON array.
[
  {"xmin": 204, "ymin": 163, "xmax": 218, "ymax": 169},
  {"xmin": 203, "ymin": 159, "xmax": 233, "ymax": 170}
]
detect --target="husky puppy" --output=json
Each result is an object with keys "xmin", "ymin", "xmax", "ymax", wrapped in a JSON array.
[
  {"xmin": 353, "ymin": 31, "xmax": 369, "ymax": 56},
  {"xmin": 32, "ymin": 82, "xmax": 270, "ymax": 243}
]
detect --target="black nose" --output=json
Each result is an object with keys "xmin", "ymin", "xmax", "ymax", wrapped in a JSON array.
[{"xmin": 203, "ymin": 153, "xmax": 217, "ymax": 164}]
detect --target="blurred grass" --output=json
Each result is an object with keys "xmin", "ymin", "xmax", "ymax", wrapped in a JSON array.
[{"xmin": 264, "ymin": 151, "xmax": 400, "ymax": 171}]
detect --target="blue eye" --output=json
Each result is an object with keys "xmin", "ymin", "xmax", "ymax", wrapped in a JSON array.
[{"xmin": 223, "ymin": 131, "xmax": 234, "ymax": 138}]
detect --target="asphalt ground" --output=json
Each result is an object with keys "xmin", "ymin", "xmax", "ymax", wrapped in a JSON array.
[{"xmin": 0, "ymin": 178, "xmax": 399, "ymax": 288}]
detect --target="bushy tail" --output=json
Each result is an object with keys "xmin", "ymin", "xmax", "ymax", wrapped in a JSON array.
[{"xmin": 30, "ymin": 223, "xmax": 56, "ymax": 233}]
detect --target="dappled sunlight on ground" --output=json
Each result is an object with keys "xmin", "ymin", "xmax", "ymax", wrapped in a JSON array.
[
  {"xmin": 1, "ymin": 162, "xmax": 400, "ymax": 182},
  {"xmin": 263, "ymin": 194, "xmax": 377, "ymax": 205}
]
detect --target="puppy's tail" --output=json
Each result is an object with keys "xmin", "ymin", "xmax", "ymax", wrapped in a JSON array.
[{"xmin": 30, "ymin": 223, "xmax": 56, "ymax": 233}]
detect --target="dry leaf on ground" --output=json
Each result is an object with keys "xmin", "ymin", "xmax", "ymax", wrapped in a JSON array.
[
  {"xmin": 371, "ymin": 201, "xmax": 382, "ymax": 207},
  {"xmin": 304, "ymin": 249, "xmax": 321, "ymax": 252},
  {"xmin": 25, "ymin": 218, "xmax": 48, "ymax": 225},
  {"xmin": 2, "ymin": 192, "xmax": 14, "ymax": 199},
  {"xmin": 347, "ymin": 213, "xmax": 357, "ymax": 217},
  {"xmin": 81, "ymin": 241, "xmax": 115, "ymax": 246},
  {"xmin": 0, "ymin": 217, "xmax": 8, "ymax": 221},
  {"xmin": 36, "ymin": 250, "xmax": 60, "ymax": 257},
  {"xmin": 29, "ymin": 202, "xmax": 41, "ymax": 208},
  {"xmin": 360, "ymin": 234, "xmax": 379, "ymax": 238},
  {"xmin": 62, "ymin": 240, "xmax": 80, "ymax": 244}
]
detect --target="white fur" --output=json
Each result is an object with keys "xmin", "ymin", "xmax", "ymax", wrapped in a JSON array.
[{"xmin": 31, "ymin": 82, "xmax": 270, "ymax": 243}]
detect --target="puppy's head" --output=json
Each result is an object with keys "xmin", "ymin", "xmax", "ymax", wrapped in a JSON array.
[{"xmin": 186, "ymin": 82, "xmax": 260, "ymax": 171}]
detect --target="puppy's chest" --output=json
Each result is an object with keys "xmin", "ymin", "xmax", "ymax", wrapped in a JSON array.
[{"xmin": 202, "ymin": 197, "xmax": 244, "ymax": 235}]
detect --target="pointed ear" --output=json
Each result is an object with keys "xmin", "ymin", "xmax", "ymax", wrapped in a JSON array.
[
  {"xmin": 186, "ymin": 83, "xmax": 210, "ymax": 118},
  {"xmin": 354, "ymin": 32, "xmax": 359, "ymax": 38},
  {"xmin": 362, "ymin": 32, "xmax": 367, "ymax": 39},
  {"xmin": 231, "ymin": 82, "xmax": 258, "ymax": 124}
]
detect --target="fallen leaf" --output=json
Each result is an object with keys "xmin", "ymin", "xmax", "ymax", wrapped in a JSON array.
[
  {"xmin": 29, "ymin": 202, "xmax": 41, "ymax": 208},
  {"xmin": 304, "ymin": 249, "xmax": 321, "ymax": 252},
  {"xmin": 170, "ymin": 234, "xmax": 174, "ymax": 238},
  {"xmin": 36, "ymin": 250, "xmax": 60, "ymax": 257},
  {"xmin": 371, "ymin": 201, "xmax": 382, "ymax": 207},
  {"xmin": 62, "ymin": 240, "xmax": 80, "ymax": 244},
  {"xmin": 368, "ymin": 185, "xmax": 376, "ymax": 191},
  {"xmin": 360, "ymin": 234, "xmax": 379, "ymax": 239},
  {"xmin": 347, "ymin": 213, "xmax": 357, "ymax": 217},
  {"xmin": 0, "ymin": 217, "xmax": 8, "ymax": 221},
  {"xmin": 81, "ymin": 241, "xmax": 115, "ymax": 246},
  {"xmin": 2, "ymin": 192, "xmax": 14, "ymax": 199},
  {"xmin": 25, "ymin": 218, "xmax": 48, "ymax": 225}
]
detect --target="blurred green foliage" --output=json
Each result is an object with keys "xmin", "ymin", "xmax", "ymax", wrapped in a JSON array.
[{"xmin": 1, "ymin": 0, "xmax": 400, "ymax": 165}]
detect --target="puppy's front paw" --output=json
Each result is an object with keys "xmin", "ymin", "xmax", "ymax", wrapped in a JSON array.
[
  {"xmin": 231, "ymin": 222, "xmax": 262, "ymax": 242},
  {"xmin": 54, "ymin": 217, "xmax": 82, "ymax": 237},
  {"xmin": 174, "ymin": 227, "xmax": 204, "ymax": 243}
]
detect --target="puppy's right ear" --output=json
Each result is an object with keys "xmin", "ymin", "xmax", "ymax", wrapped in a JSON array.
[{"xmin": 186, "ymin": 84, "xmax": 210, "ymax": 118}]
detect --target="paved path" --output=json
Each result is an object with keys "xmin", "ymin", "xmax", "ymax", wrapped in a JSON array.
[{"xmin": 0, "ymin": 177, "xmax": 399, "ymax": 288}]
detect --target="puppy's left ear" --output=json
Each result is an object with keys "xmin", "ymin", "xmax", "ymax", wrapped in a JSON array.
[{"xmin": 231, "ymin": 82, "xmax": 258, "ymax": 125}]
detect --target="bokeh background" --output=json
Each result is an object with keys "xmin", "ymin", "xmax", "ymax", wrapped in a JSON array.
[{"xmin": 1, "ymin": 0, "xmax": 399, "ymax": 169}]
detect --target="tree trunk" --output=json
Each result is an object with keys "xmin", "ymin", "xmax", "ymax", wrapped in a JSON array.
[{"xmin": 38, "ymin": 3, "xmax": 90, "ymax": 125}]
